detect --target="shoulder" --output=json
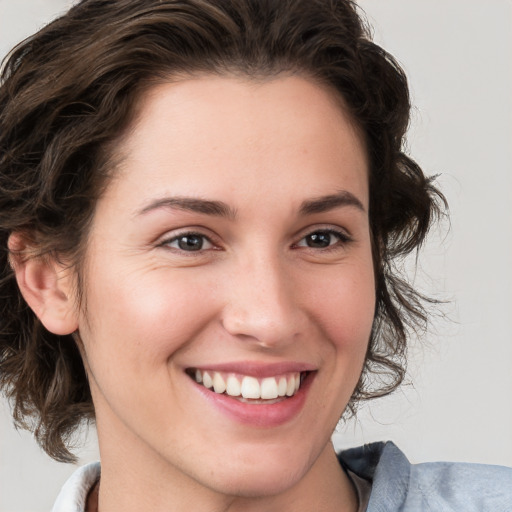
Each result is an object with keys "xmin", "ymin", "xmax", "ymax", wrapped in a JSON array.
[
  {"xmin": 407, "ymin": 459, "xmax": 512, "ymax": 510},
  {"xmin": 52, "ymin": 462, "xmax": 101, "ymax": 512},
  {"xmin": 338, "ymin": 442, "xmax": 512, "ymax": 512}
]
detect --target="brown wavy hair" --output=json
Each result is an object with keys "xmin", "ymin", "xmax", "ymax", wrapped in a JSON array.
[{"xmin": 0, "ymin": 0, "xmax": 445, "ymax": 462}]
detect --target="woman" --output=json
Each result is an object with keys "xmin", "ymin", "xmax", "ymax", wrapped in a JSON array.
[{"xmin": 0, "ymin": 1, "xmax": 510, "ymax": 511}]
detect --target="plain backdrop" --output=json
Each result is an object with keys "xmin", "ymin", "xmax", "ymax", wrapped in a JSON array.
[{"xmin": 0, "ymin": 1, "xmax": 511, "ymax": 511}]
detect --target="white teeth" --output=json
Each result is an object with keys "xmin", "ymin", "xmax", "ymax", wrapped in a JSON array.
[
  {"xmin": 192, "ymin": 370, "xmax": 304, "ymax": 400},
  {"xmin": 278, "ymin": 376, "xmax": 287, "ymax": 397},
  {"xmin": 226, "ymin": 375, "xmax": 241, "ymax": 396},
  {"xmin": 286, "ymin": 376, "xmax": 295, "ymax": 396},
  {"xmin": 202, "ymin": 371, "xmax": 213, "ymax": 389},
  {"xmin": 294, "ymin": 374, "xmax": 300, "ymax": 392},
  {"xmin": 213, "ymin": 372, "xmax": 226, "ymax": 394},
  {"xmin": 241, "ymin": 376, "xmax": 260, "ymax": 399},
  {"xmin": 261, "ymin": 377, "xmax": 279, "ymax": 399}
]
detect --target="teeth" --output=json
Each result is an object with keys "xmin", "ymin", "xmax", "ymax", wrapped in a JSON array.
[
  {"xmin": 202, "ymin": 371, "xmax": 213, "ymax": 389},
  {"xmin": 294, "ymin": 374, "xmax": 300, "ymax": 392},
  {"xmin": 261, "ymin": 377, "xmax": 278, "ymax": 399},
  {"xmin": 278, "ymin": 377, "xmax": 287, "ymax": 397},
  {"xmin": 226, "ymin": 375, "xmax": 241, "ymax": 396},
  {"xmin": 241, "ymin": 376, "xmax": 260, "ymax": 399},
  {"xmin": 286, "ymin": 376, "xmax": 295, "ymax": 396},
  {"xmin": 213, "ymin": 372, "xmax": 226, "ymax": 394},
  {"xmin": 192, "ymin": 370, "xmax": 304, "ymax": 400}
]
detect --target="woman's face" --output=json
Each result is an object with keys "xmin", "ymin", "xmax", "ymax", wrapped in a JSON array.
[{"xmin": 76, "ymin": 75, "xmax": 374, "ymax": 497}]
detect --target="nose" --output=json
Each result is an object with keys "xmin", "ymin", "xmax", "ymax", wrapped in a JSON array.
[{"xmin": 220, "ymin": 254, "xmax": 305, "ymax": 349}]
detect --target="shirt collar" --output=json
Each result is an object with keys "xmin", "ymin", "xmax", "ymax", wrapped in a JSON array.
[{"xmin": 52, "ymin": 462, "xmax": 101, "ymax": 512}]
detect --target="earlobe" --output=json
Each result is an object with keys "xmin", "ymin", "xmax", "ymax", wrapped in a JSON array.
[{"xmin": 8, "ymin": 233, "xmax": 79, "ymax": 335}]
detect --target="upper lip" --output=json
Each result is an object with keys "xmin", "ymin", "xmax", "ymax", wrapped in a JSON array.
[{"xmin": 186, "ymin": 361, "xmax": 316, "ymax": 378}]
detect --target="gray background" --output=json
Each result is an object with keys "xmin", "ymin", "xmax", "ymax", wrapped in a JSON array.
[{"xmin": 0, "ymin": 0, "xmax": 511, "ymax": 510}]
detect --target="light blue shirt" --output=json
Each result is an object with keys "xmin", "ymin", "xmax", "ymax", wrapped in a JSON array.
[{"xmin": 339, "ymin": 442, "xmax": 512, "ymax": 511}]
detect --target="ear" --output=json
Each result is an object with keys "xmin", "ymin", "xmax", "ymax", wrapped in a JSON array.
[{"xmin": 8, "ymin": 232, "xmax": 79, "ymax": 335}]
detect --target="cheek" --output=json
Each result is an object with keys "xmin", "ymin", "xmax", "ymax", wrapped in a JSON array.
[
  {"xmin": 298, "ymin": 257, "xmax": 375, "ymax": 423},
  {"xmin": 78, "ymin": 266, "xmax": 218, "ymax": 381},
  {"xmin": 307, "ymin": 260, "xmax": 375, "ymax": 354},
  {"xmin": 76, "ymin": 269, "xmax": 219, "ymax": 433}
]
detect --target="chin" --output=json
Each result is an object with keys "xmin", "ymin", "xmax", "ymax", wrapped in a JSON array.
[
  {"xmin": 196, "ymin": 448, "xmax": 311, "ymax": 499},
  {"xmin": 211, "ymin": 467, "xmax": 303, "ymax": 499}
]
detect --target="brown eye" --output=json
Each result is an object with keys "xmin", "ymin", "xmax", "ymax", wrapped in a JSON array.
[
  {"xmin": 296, "ymin": 229, "xmax": 350, "ymax": 249},
  {"xmin": 164, "ymin": 233, "xmax": 214, "ymax": 252},
  {"xmin": 305, "ymin": 231, "xmax": 333, "ymax": 248}
]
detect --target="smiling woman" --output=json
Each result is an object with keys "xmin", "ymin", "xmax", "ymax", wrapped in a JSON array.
[
  {"xmin": 59, "ymin": 76, "xmax": 375, "ymax": 504},
  {"xmin": 0, "ymin": 1, "xmax": 510, "ymax": 512}
]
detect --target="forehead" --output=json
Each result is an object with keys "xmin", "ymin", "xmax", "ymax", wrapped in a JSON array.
[{"xmin": 104, "ymin": 74, "xmax": 369, "ymax": 212}]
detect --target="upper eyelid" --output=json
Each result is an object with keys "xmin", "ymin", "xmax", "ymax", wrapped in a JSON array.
[{"xmin": 157, "ymin": 226, "xmax": 217, "ymax": 242}]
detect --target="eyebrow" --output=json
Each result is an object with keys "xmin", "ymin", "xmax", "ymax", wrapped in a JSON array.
[
  {"xmin": 137, "ymin": 196, "xmax": 237, "ymax": 219},
  {"xmin": 299, "ymin": 191, "xmax": 365, "ymax": 215},
  {"xmin": 137, "ymin": 190, "xmax": 364, "ymax": 219}
]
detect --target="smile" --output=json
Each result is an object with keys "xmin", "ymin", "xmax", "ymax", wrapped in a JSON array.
[{"xmin": 188, "ymin": 369, "xmax": 304, "ymax": 401}]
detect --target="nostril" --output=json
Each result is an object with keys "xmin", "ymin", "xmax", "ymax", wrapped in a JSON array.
[{"xmin": 220, "ymin": 313, "xmax": 302, "ymax": 349}]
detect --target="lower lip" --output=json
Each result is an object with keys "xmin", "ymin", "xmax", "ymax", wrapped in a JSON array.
[{"xmin": 190, "ymin": 373, "xmax": 314, "ymax": 427}]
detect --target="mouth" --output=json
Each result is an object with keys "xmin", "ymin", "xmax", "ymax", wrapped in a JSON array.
[{"xmin": 186, "ymin": 368, "xmax": 309, "ymax": 403}]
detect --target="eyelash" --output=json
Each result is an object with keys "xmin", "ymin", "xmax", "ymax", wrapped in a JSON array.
[{"xmin": 158, "ymin": 227, "xmax": 352, "ymax": 254}]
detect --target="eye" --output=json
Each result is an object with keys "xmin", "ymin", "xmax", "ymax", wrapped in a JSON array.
[
  {"xmin": 295, "ymin": 229, "xmax": 350, "ymax": 249},
  {"xmin": 163, "ymin": 232, "xmax": 214, "ymax": 252}
]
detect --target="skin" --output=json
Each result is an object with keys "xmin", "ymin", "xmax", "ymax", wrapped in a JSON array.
[{"xmin": 13, "ymin": 75, "xmax": 375, "ymax": 512}]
